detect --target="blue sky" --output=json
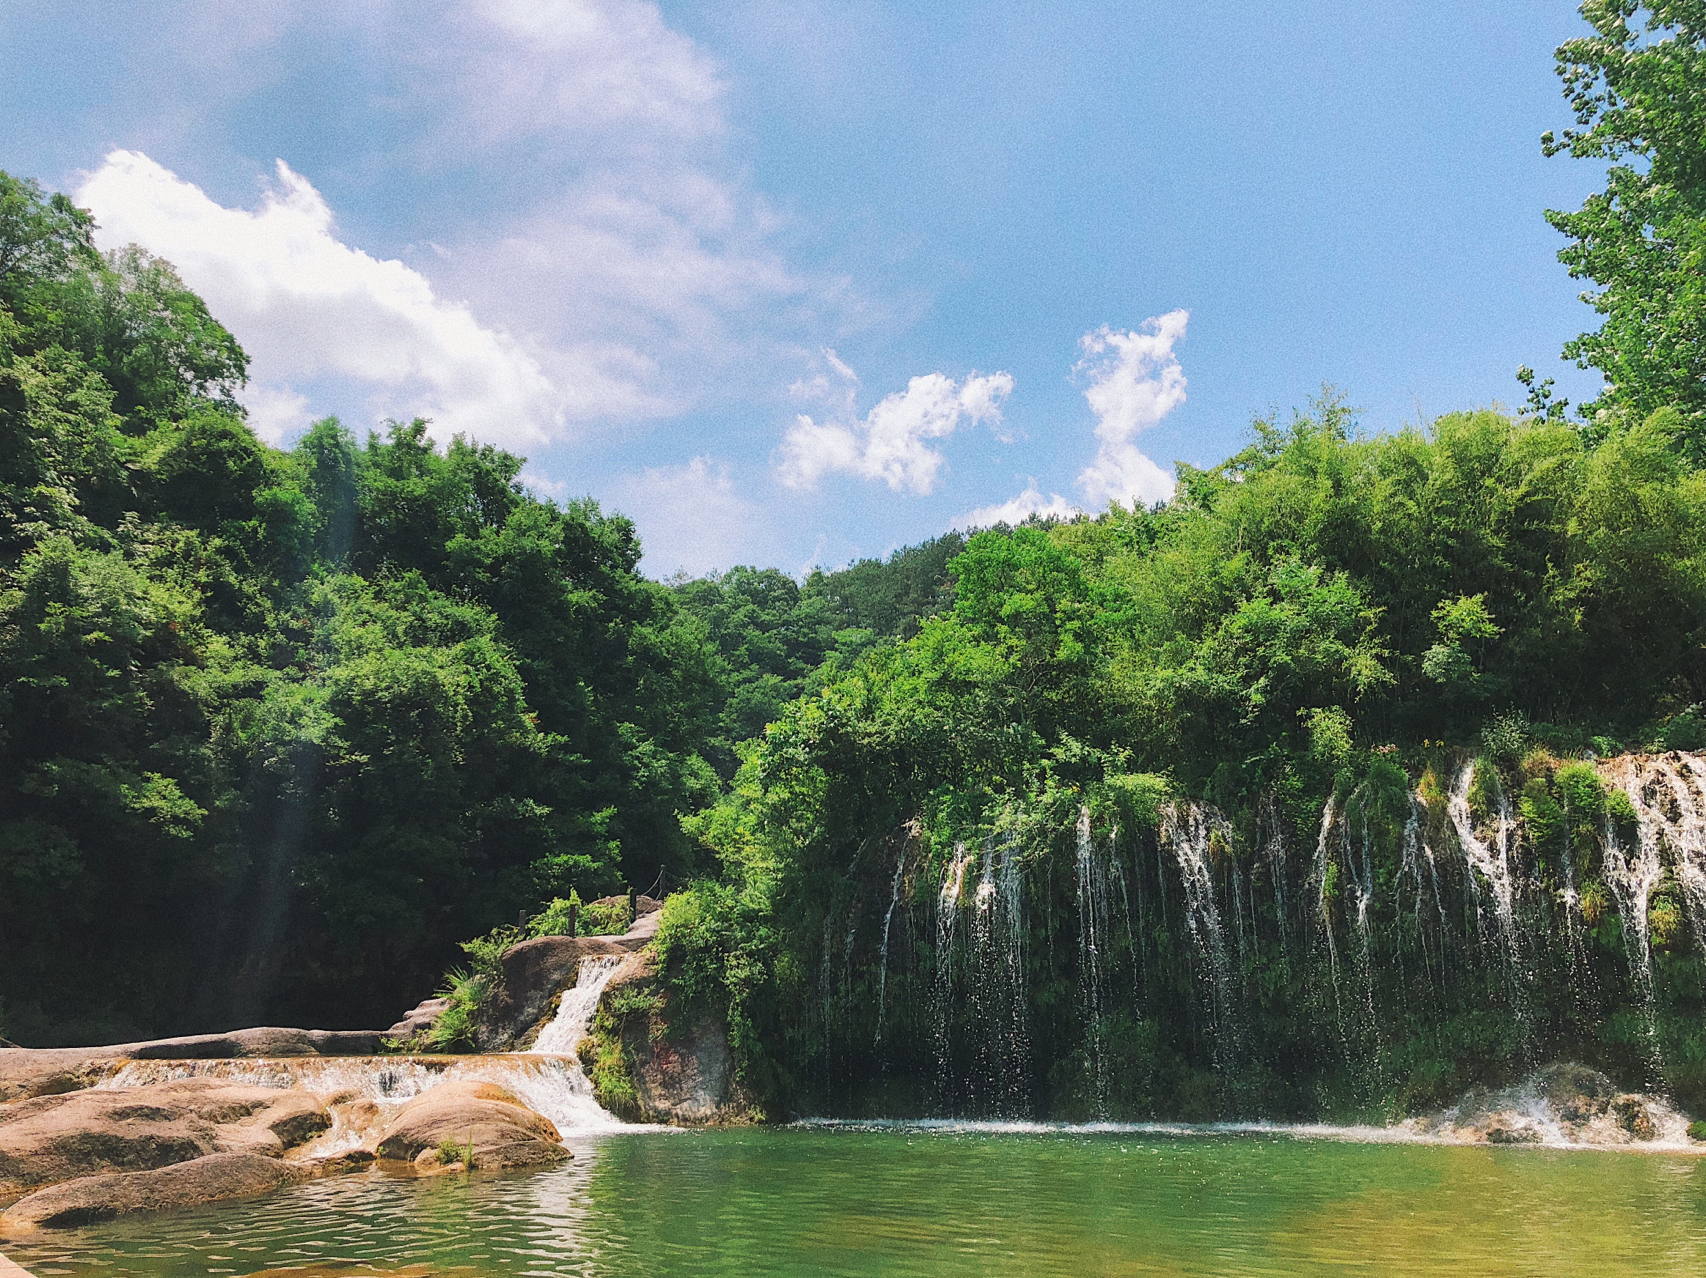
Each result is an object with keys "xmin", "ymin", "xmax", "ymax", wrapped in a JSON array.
[{"xmin": 0, "ymin": 1, "xmax": 1608, "ymax": 576}]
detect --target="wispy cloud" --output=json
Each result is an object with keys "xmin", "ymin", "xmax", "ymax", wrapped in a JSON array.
[
  {"xmin": 1075, "ymin": 310, "xmax": 1189, "ymax": 509},
  {"xmin": 611, "ymin": 455, "xmax": 765, "ymax": 576},
  {"xmin": 776, "ymin": 364, "xmax": 1014, "ymax": 495},
  {"xmin": 79, "ymin": 151, "xmax": 565, "ymax": 447},
  {"xmin": 955, "ymin": 482, "xmax": 1079, "ymax": 530}
]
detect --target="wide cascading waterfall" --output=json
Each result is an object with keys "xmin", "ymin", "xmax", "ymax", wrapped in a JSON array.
[
  {"xmin": 1162, "ymin": 801, "xmax": 1241, "ymax": 1074},
  {"xmin": 1447, "ymin": 761, "xmax": 1532, "ymax": 1027},
  {"xmin": 1075, "ymin": 806, "xmax": 1111, "ymax": 1115}
]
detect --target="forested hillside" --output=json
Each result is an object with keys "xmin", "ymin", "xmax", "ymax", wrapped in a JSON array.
[{"xmin": 0, "ymin": 172, "xmax": 961, "ymax": 1044}]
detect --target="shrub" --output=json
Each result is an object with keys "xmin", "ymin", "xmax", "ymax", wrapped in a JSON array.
[
  {"xmin": 436, "ymin": 1137, "xmax": 475, "ymax": 1168},
  {"xmin": 528, "ymin": 893, "xmax": 583, "ymax": 938},
  {"xmin": 1480, "ymin": 713, "xmax": 1530, "ymax": 770}
]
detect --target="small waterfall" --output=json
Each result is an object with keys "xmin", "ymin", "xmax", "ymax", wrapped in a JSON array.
[
  {"xmin": 1399, "ymin": 797, "xmax": 1448, "ymax": 998},
  {"xmin": 1345, "ymin": 797, "xmax": 1383, "ymax": 1073},
  {"xmin": 1262, "ymin": 796, "xmax": 1290, "ymax": 968},
  {"xmin": 933, "ymin": 844, "xmax": 973, "ymax": 1105},
  {"xmin": 1075, "ymin": 807, "xmax": 1110, "ymax": 1114},
  {"xmin": 1162, "ymin": 801, "xmax": 1241, "ymax": 1073},
  {"xmin": 873, "ymin": 840, "xmax": 908, "ymax": 1047},
  {"xmin": 1311, "ymin": 794, "xmax": 1343, "ymax": 1009},
  {"xmin": 964, "ymin": 833, "xmax": 1029, "ymax": 1115},
  {"xmin": 1656, "ymin": 753, "xmax": 1706, "ymax": 958},
  {"xmin": 1599, "ymin": 757, "xmax": 1669, "ymax": 1071},
  {"xmin": 532, "ymin": 955, "xmax": 623, "ymax": 1056},
  {"xmin": 1447, "ymin": 761, "xmax": 1531, "ymax": 1024}
]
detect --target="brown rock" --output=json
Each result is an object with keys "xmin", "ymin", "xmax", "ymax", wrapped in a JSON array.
[
  {"xmin": 0, "ymin": 1153, "xmax": 302, "ymax": 1233},
  {"xmin": 1612, "ymin": 1094, "xmax": 1658, "ymax": 1140},
  {"xmin": 1484, "ymin": 1115, "xmax": 1542, "ymax": 1144},
  {"xmin": 0, "ymin": 1080, "xmax": 331, "ymax": 1195},
  {"xmin": 593, "ymin": 950, "xmax": 750, "ymax": 1125},
  {"xmin": 371, "ymin": 1080, "xmax": 569, "ymax": 1170}
]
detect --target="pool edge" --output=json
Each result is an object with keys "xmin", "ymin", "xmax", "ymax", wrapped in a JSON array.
[{"xmin": 0, "ymin": 1253, "xmax": 36, "ymax": 1278}]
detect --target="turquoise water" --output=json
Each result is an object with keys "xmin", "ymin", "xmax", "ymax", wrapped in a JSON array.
[{"xmin": 9, "ymin": 1126, "xmax": 1706, "ymax": 1277}]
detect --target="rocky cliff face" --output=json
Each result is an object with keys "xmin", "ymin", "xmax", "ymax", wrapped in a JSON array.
[{"xmin": 578, "ymin": 950, "xmax": 754, "ymax": 1125}]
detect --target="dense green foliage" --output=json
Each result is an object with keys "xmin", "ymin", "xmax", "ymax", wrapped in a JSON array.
[
  {"xmin": 652, "ymin": 399, "xmax": 1706, "ymax": 1119},
  {"xmin": 0, "ymin": 168, "xmax": 968, "ymax": 1045}
]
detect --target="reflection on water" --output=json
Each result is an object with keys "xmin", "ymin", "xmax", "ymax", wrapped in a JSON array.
[{"xmin": 10, "ymin": 1127, "xmax": 1706, "ymax": 1277}]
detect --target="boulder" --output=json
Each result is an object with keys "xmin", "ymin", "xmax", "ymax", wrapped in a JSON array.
[
  {"xmin": 371, "ymin": 1080, "xmax": 569, "ymax": 1171},
  {"xmin": 1483, "ymin": 1114, "xmax": 1542, "ymax": 1144},
  {"xmin": 0, "ymin": 1079, "xmax": 330, "ymax": 1195},
  {"xmin": 0, "ymin": 1153, "xmax": 303, "ymax": 1233},
  {"xmin": 1612, "ymin": 1093, "xmax": 1659, "ymax": 1140},
  {"xmin": 386, "ymin": 997, "xmax": 451, "ymax": 1040},
  {"xmin": 1535, "ymin": 1063, "xmax": 1617, "ymax": 1123},
  {"xmin": 588, "ymin": 950, "xmax": 752, "ymax": 1125}
]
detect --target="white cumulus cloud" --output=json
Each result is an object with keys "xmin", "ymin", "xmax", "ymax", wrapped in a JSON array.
[
  {"xmin": 776, "ymin": 368, "xmax": 1014, "ymax": 496},
  {"xmin": 1075, "ymin": 310, "xmax": 1189, "ymax": 510},
  {"xmin": 78, "ymin": 151, "xmax": 564, "ymax": 447},
  {"xmin": 956, "ymin": 483, "xmax": 1080, "ymax": 530}
]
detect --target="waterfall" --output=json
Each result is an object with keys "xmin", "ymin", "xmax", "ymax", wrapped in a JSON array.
[
  {"xmin": 1599, "ymin": 757, "xmax": 1670, "ymax": 1071},
  {"xmin": 1162, "ymin": 801, "xmax": 1241, "ymax": 1073},
  {"xmin": 1655, "ymin": 753, "xmax": 1706, "ymax": 960},
  {"xmin": 1075, "ymin": 806, "xmax": 1110, "ymax": 1114},
  {"xmin": 532, "ymin": 955, "xmax": 623, "ymax": 1056},
  {"xmin": 873, "ymin": 840, "xmax": 908, "ymax": 1047},
  {"xmin": 933, "ymin": 844, "xmax": 973, "ymax": 1106},
  {"xmin": 527, "ymin": 954, "xmax": 628, "ymax": 1130},
  {"xmin": 1311, "ymin": 794, "xmax": 1343, "ymax": 1010},
  {"xmin": 965, "ymin": 833, "xmax": 1029, "ymax": 1115},
  {"xmin": 1399, "ymin": 797, "xmax": 1447, "ymax": 999},
  {"xmin": 98, "ymin": 1054, "xmax": 632, "ymax": 1140},
  {"xmin": 1262, "ymin": 796, "xmax": 1289, "ymax": 968},
  {"xmin": 1446, "ymin": 761, "xmax": 1531, "ymax": 1024}
]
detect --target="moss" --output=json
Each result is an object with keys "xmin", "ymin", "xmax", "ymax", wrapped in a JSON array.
[
  {"xmin": 1688, "ymin": 1121, "xmax": 1706, "ymax": 1142},
  {"xmin": 1580, "ymin": 879, "xmax": 1611, "ymax": 926},
  {"xmin": 1650, "ymin": 892, "xmax": 1684, "ymax": 950}
]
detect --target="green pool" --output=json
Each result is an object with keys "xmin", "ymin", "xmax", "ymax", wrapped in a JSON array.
[{"xmin": 9, "ymin": 1125, "xmax": 1706, "ymax": 1277}]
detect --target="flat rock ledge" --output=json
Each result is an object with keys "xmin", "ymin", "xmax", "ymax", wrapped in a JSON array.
[
  {"xmin": 1, "ymin": 1154, "xmax": 303, "ymax": 1233},
  {"xmin": 1, "ymin": 1029, "xmax": 387, "ymax": 1104}
]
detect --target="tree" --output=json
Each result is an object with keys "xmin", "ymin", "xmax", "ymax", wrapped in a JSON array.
[
  {"xmin": 1545, "ymin": 2, "xmax": 1706, "ymax": 456},
  {"xmin": 0, "ymin": 172, "xmax": 97, "ymax": 303}
]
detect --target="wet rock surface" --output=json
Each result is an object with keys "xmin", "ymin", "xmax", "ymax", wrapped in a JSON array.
[
  {"xmin": 587, "ymin": 950, "xmax": 752, "ymax": 1125},
  {"xmin": 1414, "ymin": 1064, "xmax": 1688, "ymax": 1146}
]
